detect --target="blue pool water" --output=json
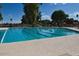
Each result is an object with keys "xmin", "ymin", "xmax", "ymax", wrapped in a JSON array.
[
  {"xmin": 1, "ymin": 27, "xmax": 79, "ymax": 43},
  {"xmin": 0, "ymin": 30, "xmax": 5, "ymax": 42}
]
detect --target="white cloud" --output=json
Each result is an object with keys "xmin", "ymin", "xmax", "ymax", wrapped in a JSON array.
[
  {"xmin": 49, "ymin": 3, "xmax": 67, "ymax": 6},
  {"xmin": 62, "ymin": 3, "xmax": 67, "ymax": 5},
  {"xmin": 41, "ymin": 12, "xmax": 46, "ymax": 15},
  {"xmin": 54, "ymin": 3, "xmax": 57, "ymax": 5},
  {"xmin": 71, "ymin": 12, "xmax": 79, "ymax": 16},
  {"xmin": 68, "ymin": 12, "xmax": 79, "ymax": 20},
  {"xmin": 49, "ymin": 3, "xmax": 57, "ymax": 6},
  {"xmin": 41, "ymin": 15, "xmax": 52, "ymax": 21}
]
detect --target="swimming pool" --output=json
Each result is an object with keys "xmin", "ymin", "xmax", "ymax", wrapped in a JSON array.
[
  {"xmin": 0, "ymin": 30, "xmax": 5, "ymax": 42},
  {"xmin": 1, "ymin": 27, "xmax": 79, "ymax": 43}
]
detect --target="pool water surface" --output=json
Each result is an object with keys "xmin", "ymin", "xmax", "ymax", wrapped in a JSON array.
[
  {"xmin": 1, "ymin": 27, "xmax": 79, "ymax": 43},
  {"xmin": 0, "ymin": 30, "xmax": 6, "ymax": 42}
]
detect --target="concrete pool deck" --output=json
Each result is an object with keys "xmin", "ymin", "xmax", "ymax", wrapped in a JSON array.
[{"xmin": 0, "ymin": 27, "xmax": 79, "ymax": 56}]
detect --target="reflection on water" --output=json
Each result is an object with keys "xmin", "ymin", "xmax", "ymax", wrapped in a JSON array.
[
  {"xmin": 22, "ymin": 27, "xmax": 56, "ymax": 37},
  {"xmin": 16, "ymin": 27, "xmax": 79, "ymax": 38}
]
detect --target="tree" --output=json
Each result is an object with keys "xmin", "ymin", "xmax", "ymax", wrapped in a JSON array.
[
  {"xmin": 0, "ymin": 4, "xmax": 3, "ymax": 23},
  {"xmin": 37, "ymin": 11, "xmax": 41, "ymax": 21},
  {"xmin": 10, "ymin": 18, "xmax": 13, "ymax": 24},
  {"xmin": 0, "ymin": 5, "xmax": 1, "ymax": 9},
  {"xmin": 0, "ymin": 4, "xmax": 2, "ymax": 9},
  {"xmin": 0, "ymin": 13, "xmax": 3, "ymax": 21},
  {"xmin": 76, "ymin": 14, "xmax": 78, "ymax": 18},
  {"xmin": 21, "ymin": 3, "xmax": 41, "ymax": 26},
  {"xmin": 51, "ymin": 10, "xmax": 68, "ymax": 27},
  {"xmin": 76, "ymin": 14, "xmax": 79, "ymax": 20},
  {"xmin": 39, "ymin": 20, "xmax": 51, "ymax": 26},
  {"xmin": 65, "ymin": 18, "xmax": 74, "ymax": 25}
]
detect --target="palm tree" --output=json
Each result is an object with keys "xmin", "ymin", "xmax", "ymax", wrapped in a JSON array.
[
  {"xmin": 0, "ymin": 13, "xmax": 3, "ymax": 21},
  {"xmin": 21, "ymin": 3, "xmax": 41, "ymax": 26},
  {"xmin": 76, "ymin": 14, "xmax": 79, "ymax": 20},
  {"xmin": 76, "ymin": 14, "xmax": 78, "ymax": 17},
  {"xmin": 37, "ymin": 11, "xmax": 41, "ymax": 21},
  {"xmin": 0, "ymin": 4, "xmax": 2, "ymax": 9},
  {"xmin": 0, "ymin": 4, "xmax": 3, "ymax": 23},
  {"xmin": 10, "ymin": 18, "xmax": 13, "ymax": 24}
]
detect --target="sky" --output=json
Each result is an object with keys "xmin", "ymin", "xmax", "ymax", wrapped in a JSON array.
[
  {"xmin": 0, "ymin": 3, "xmax": 24, "ymax": 23},
  {"xmin": 0, "ymin": 3, "xmax": 79, "ymax": 23},
  {"xmin": 40, "ymin": 3, "xmax": 79, "ymax": 21}
]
